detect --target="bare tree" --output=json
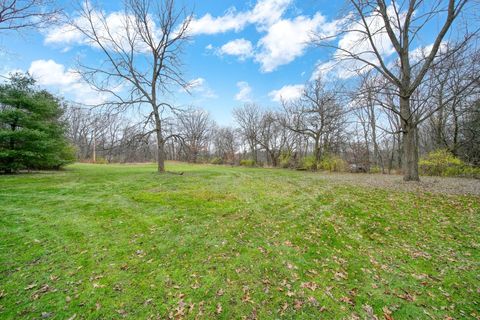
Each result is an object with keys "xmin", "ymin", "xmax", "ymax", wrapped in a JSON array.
[
  {"xmin": 318, "ymin": 0, "xmax": 473, "ymax": 180},
  {"xmin": 71, "ymin": 0, "xmax": 191, "ymax": 172},
  {"xmin": 282, "ymin": 78, "xmax": 347, "ymax": 168},
  {"xmin": 256, "ymin": 111, "xmax": 289, "ymax": 167},
  {"xmin": 420, "ymin": 41, "xmax": 480, "ymax": 157},
  {"xmin": 0, "ymin": 0, "xmax": 60, "ymax": 31},
  {"xmin": 213, "ymin": 126, "xmax": 237, "ymax": 164},
  {"xmin": 233, "ymin": 103, "xmax": 261, "ymax": 163},
  {"xmin": 177, "ymin": 108, "xmax": 213, "ymax": 163}
]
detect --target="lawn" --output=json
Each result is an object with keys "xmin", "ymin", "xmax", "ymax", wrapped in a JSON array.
[{"xmin": 0, "ymin": 163, "xmax": 479, "ymax": 319}]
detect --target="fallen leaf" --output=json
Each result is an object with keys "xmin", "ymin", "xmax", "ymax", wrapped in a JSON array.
[
  {"xmin": 301, "ymin": 282, "xmax": 317, "ymax": 291},
  {"xmin": 339, "ymin": 296, "xmax": 355, "ymax": 306},
  {"xmin": 363, "ymin": 304, "xmax": 379, "ymax": 320},
  {"xmin": 307, "ymin": 296, "xmax": 319, "ymax": 306},
  {"xmin": 294, "ymin": 300, "xmax": 303, "ymax": 310},
  {"xmin": 24, "ymin": 283, "xmax": 37, "ymax": 290},
  {"xmin": 383, "ymin": 306, "xmax": 394, "ymax": 320}
]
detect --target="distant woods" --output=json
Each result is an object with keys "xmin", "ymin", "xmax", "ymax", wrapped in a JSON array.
[
  {"xmin": 63, "ymin": 44, "xmax": 480, "ymax": 175},
  {"xmin": 1, "ymin": 0, "xmax": 479, "ymax": 178}
]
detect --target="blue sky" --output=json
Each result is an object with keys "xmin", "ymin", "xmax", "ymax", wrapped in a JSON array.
[
  {"xmin": 0, "ymin": 0, "xmax": 473, "ymax": 125},
  {"xmin": 0, "ymin": 0, "xmax": 347, "ymax": 124}
]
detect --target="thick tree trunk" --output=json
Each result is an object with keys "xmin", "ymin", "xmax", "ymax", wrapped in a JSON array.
[
  {"xmin": 153, "ymin": 108, "xmax": 165, "ymax": 173},
  {"xmin": 402, "ymin": 126, "xmax": 419, "ymax": 181},
  {"xmin": 400, "ymin": 96, "xmax": 420, "ymax": 181},
  {"xmin": 157, "ymin": 138, "xmax": 165, "ymax": 173}
]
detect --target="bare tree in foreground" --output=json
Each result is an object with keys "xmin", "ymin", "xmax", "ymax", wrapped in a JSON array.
[
  {"xmin": 71, "ymin": 0, "xmax": 191, "ymax": 172},
  {"xmin": 318, "ymin": 0, "xmax": 471, "ymax": 181},
  {"xmin": 0, "ymin": 0, "xmax": 60, "ymax": 31}
]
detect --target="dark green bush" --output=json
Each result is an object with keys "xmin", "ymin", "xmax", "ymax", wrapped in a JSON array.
[{"xmin": 0, "ymin": 73, "xmax": 75, "ymax": 173}]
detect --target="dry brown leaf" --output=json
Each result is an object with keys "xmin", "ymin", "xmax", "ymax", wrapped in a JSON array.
[
  {"xmin": 339, "ymin": 296, "xmax": 355, "ymax": 306},
  {"xmin": 301, "ymin": 282, "xmax": 317, "ymax": 291},
  {"xmin": 363, "ymin": 304, "xmax": 379, "ymax": 320},
  {"xmin": 294, "ymin": 300, "xmax": 304, "ymax": 310}
]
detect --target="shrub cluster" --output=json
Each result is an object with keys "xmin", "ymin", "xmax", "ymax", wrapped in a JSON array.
[
  {"xmin": 319, "ymin": 155, "xmax": 347, "ymax": 172},
  {"xmin": 239, "ymin": 159, "xmax": 255, "ymax": 167},
  {"xmin": 210, "ymin": 157, "xmax": 223, "ymax": 165},
  {"xmin": 419, "ymin": 149, "xmax": 480, "ymax": 178}
]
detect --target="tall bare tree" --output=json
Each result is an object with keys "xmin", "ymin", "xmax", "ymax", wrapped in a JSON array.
[
  {"xmin": 71, "ymin": 0, "xmax": 191, "ymax": 172},
  {"xmin": 318, "ymin": 0, "xmax": 472, "ymax": 180}
]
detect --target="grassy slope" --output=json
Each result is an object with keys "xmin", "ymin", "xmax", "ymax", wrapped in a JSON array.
[{"xmin": 0, "ymin": 163, "xmax": 478, "ymax": 319}]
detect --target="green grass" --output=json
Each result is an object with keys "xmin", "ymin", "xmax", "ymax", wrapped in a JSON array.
[{"xmin": 0, "ymin": 162, "xmax": 479, "ymax": 319}]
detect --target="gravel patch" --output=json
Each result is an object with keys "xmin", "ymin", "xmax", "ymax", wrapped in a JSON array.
[{"xmin": 312, "ymin": 172, "xmax": 480, "ymax": 196}]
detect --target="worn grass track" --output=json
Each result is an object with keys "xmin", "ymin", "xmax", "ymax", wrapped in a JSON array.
[{"xmin": 0, "ymin": 163, "xmax": 479, "ymax": 319}]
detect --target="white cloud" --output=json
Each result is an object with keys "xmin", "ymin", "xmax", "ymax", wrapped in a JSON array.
[
  {"xmin": 219, "ymin": 39, "xmax": 254, "ymax": 60},
  {"xmin": 44, "ymin": 22, "xmax": 83, "ymax": 46},
  {"xmin": 255, "ymin": 13, "xmax": 339, "ymax": 72},
  {"xmin": 188, "ymin": 0, "xmax": 291, "ymax": 35},
  {"xmin": 268, "ymin": 84, "xmax": 304, "ymax": 102},
  {"xmin": 28, "ymin": 59, "xmax": 106, "ymax": 105},
  {"xmin": 188, "ymin": 10, "xmax": 249, "ymax": 35},
  {"xmin": 185, "ymin": 77, "xmax": 217, "ymax": 99},
  {"xmin": 235, "ymin": 81, "xmax": 252, "ymax": 102},
  {"xmin": 190, "ymin": 0, "xmax": 343, "ymax": 72},
  {"xmin": 409, "ymin": 42, "xmax": 448, "ymax": 63}
]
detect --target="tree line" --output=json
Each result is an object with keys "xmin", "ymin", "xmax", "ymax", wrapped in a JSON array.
[
  {"xmin": 1, "ymin": 0, "xmax": 479, "ymax": 179},
  {"xmin": 62, "ymin": 36, "xmax": 479, "ymax": 174}
]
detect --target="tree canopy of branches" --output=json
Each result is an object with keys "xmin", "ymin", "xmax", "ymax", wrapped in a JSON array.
[
  {"xmin": 176, "ymin": 108, "xmax": 213, "ymax": 163},
  {"xmin": 71, "ymin": 0, "xmax": 191, "ymax": 172},
  {"xmin": 0, "ymin": 0, "xmax": 60, "ymax": 31},
  {"xmin": 282, "ymin": 78, "xmax": 347, "ymax": 167}
]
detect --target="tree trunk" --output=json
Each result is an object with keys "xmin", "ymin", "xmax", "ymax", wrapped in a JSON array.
[
  {"xmin": 153, "ymin": 109, "xmax": 165, "ymax": 173},
  {"xmin": 157, "ymin": 138, "xmax": 165, "ymax": 172},
  {"xmin": 314, "ymin": 136, "xmax": 321, "ymax": 163},
  {"xmin": 400, "ymin": 96, "xmax": 419, "ymax": 181}
]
